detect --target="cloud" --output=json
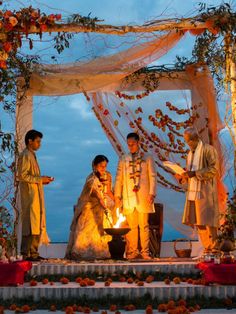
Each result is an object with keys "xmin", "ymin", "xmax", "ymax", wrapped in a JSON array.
[
  {"xmin": 69, "ymin": 97, "xmax": 94, "ymax": 119},
  {"xmin": 81, "ymin": 139, "xmax": 108, "ymax": 146}
]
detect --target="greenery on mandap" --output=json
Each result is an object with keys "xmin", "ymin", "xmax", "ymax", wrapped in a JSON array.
[
  {"xmin": 217, "ymin": 189, "xmax": 236, "ymax": 244},
  {"xmin": 0, "ymin": 205, "xmax": 14, "ymax": 259}
]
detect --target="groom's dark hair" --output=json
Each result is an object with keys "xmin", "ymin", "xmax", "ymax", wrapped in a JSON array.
[
  {"xmin": 25, "ymin": 129, "xmax": 43, "ymax": 145},
  {"xmin": 127, "ymin": 132, "xmax": 139, "ymax": 141}
]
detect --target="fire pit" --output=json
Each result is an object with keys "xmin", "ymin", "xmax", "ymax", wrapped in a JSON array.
[{"xmin": 104, "ymin": 227, "xmax": 130, "ymax": 259}]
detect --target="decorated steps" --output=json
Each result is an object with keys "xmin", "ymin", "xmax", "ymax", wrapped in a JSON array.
[
  {"xmin": 29, "ymin": 259, "xmax": 199, "ymax": 276},
  {"xmin": 0, "ymin": 281, "xmax": 236, "ymax": 301},
  {"xmin": 1, "ymin": 259, "xmax": 236, "ymax": 311}
]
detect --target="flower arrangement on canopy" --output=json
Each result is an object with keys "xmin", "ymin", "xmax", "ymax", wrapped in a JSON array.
[{"xmin": 0, "ymin": 6, "xmax": 61, "ymax": 69}]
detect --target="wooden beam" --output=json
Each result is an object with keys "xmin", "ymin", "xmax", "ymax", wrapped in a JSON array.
[{"xmin": 24, "ymin": 18, "xmax": 207, "ymax": 35}]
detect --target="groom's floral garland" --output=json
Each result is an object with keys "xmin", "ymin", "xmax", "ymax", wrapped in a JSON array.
[{"xmin": 129, "ymin": 152, "xmax": 144, "ymax": 193}]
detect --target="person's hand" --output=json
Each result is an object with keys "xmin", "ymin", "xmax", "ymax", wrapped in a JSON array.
[
  {"xmin": 42, "ymin": 176, "xmax": 54, "ymax": 185},
  {"xmin": 174, "ymin": 174, "xmax": 183, "ymax": 181},
  {"xmin": 183, "ymin": 171, "xmax": 196, "ymax": 178},
  {"xmin": 174, "ymin": 173, "xmax": 188, "ymax": 184},
  {"xmin": 148, "ymin": 194, "xmax": 155, "ymax": 205}
]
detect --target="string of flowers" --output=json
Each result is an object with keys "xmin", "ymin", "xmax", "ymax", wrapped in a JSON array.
[{"xmin": 92, "ymin": 106, "xmax": 123, "ymax": 153}]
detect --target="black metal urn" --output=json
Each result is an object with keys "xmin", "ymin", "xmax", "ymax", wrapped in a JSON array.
[{"xmin": 104, "ymin": 228, "xmax": 130, "ymax": 259}]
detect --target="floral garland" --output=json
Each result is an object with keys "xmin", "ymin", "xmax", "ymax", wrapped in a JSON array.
[
  {"xmin": 128, "ymin": 152, "xmax": 144, "ymax": 192},
  {"xmin": 0, "ymin": 7, "xmax": 62, "ymax": 68}
]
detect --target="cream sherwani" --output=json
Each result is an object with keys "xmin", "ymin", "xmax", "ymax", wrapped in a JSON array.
[
  {"xmin": 182, "ymin": 142, "xmax": 219, "ymax": 251},
  {"xmin": 114, "ymin": 152, "xmax": 157, "ymax": 257},
  {"xmin": 17, "ymin": 148, "xmax": 49, "ymax": 257}
]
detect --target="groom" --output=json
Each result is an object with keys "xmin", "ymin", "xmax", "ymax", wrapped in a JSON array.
[{"xmin": 114, "ymin": 133, "xmax": 157, "ymax": 260}]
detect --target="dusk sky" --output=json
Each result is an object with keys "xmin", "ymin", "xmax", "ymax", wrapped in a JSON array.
[{"xmin": 5, "ymin": 0, "xmax": 234, "ymax": 242}]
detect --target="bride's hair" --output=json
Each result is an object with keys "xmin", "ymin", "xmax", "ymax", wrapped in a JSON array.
[{"xmin": 92, "ymin": 155, "xmax": 109, "ymax": 180}]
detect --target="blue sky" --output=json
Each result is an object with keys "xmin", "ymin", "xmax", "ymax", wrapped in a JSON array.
[{"xmin": 4, "ymin": 0, "xmax": 234, "ymax": 242}]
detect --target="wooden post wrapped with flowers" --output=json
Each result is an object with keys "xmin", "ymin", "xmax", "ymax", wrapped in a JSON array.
[
  {"xmin": 0, "ymin": 206, "xmax": 14, "ymax": 261},
  {"xmin": 217, "ymin": 189, "xmax": 236, "ymax": 263},
  {"xmin": 0, "ymin": 7, "xmax": 61, "ymax": 69}
]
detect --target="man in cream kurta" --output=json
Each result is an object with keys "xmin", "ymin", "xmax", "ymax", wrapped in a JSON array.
[
  {"xmin": 177, "ymin": 127, "xmax": 220, "ymax": 253},
  {"xmin": 114, "ymin": 133, "xmax": 157, "ymax": 259},
  {"xmin": 17, "ymin": 130, "xmax": 53, "ymax": 261}
]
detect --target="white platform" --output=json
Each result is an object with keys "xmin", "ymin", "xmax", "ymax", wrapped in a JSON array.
[
  {"xmin": 29, "ymin": 259, "xmax": 199, "ymax": 276},
  {"xmin": 39, "ymin": 241, "xmax": 203, "ymax": 259}
]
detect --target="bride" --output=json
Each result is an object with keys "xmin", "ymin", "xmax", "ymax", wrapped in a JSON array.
[{"xmin": 65, "ymin": 155, "xmax": 114, "ymax": 260}]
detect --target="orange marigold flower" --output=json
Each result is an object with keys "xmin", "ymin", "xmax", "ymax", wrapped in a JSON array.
[
  {"xmin": 167, "ymin": 300, "xmax": 176, "ymax": 310},
  {"xmin": 146, "ymin": 275, "xmax": 154, "ymax": 283},
  {"xmin": 79, "ymin": 280, "xmax": 87, "ymax": 287},
  {"xmin": 109, "ymin": 304, "xmax": 117, "ymax": 311},
  {"xmin": 87, "ymin": 279, "xmax": 95, "ymax": 286},
  {"xmin": 65, "ymin": 306, "xmax": 74, "ymax": 314},
  {"xmin": 75, "ymin": 277, "xmax": 82, "ymax": 283},
  {"xmin": 22, "ymin": 304, "xmax": 31, "ymax": 313},
  {"xmin": 104, "ymin": 281, "xmax": 110, "ymax": 286},
  {"xmin": 60, "ymin": 277, "xmax": 69, "ymax": 284},
  {"xmin": 9, "ymin": 304, "xmax": 17, "ymax": 311},
  {"xmin": 29, "ymin": 280, "xmax": 37, "ymax": 286},
  {"xmin": 42, "ymin": 278, "xmax": 49, "ymax": 285},
  {"xmin": 177, "ymin": 299, "xmax": 186, "ymax": 307},
  {"xmin": 50, "ymin": 305, "xmax": 57, "ymax": 311},
  {"xmin": 173, "ymin": 277, "xmax": 181, "ymax": 284},
  {"xmin": 157, "ymin": 303, "xmax": 168, "ymax": 312},
  {"xmin": 146, "ymin": 305, "xmax": 153, "ymax": 314}
]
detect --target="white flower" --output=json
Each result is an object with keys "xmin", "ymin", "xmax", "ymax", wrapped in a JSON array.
[{"xmin": 9, "ymin": 16, "xmax": 18, "ymax": 27}]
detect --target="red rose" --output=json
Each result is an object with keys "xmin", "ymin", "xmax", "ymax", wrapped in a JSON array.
[
  {"xmin": 4, "ymin": 23, "xmax": 13, "ymax": 32},
  {"xmin": 55, "ymin": 14, "xmax": 62, "ymax": 20},
  {"xmin": 3, "ymin": 42, "xmax": 12, "ymax": 53},
  {"xmin": 40, "ymin": 24, "xmax": 47, "ymax": 31},
  {"xmin": 103, "ymin": 109, "xmax": 109, "ymax": 116},
  {"xmin": 48, "ymin": 14, "xmax": 55, "ymax": 21},
  {"xmin": 3, "ymin": 10, "xmax": 13, "ymax": 18}
]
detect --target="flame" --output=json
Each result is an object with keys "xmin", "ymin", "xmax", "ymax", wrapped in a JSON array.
[{"xmin": 113, "ymin": 208, "xmax": 126, "ymax": 228}]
